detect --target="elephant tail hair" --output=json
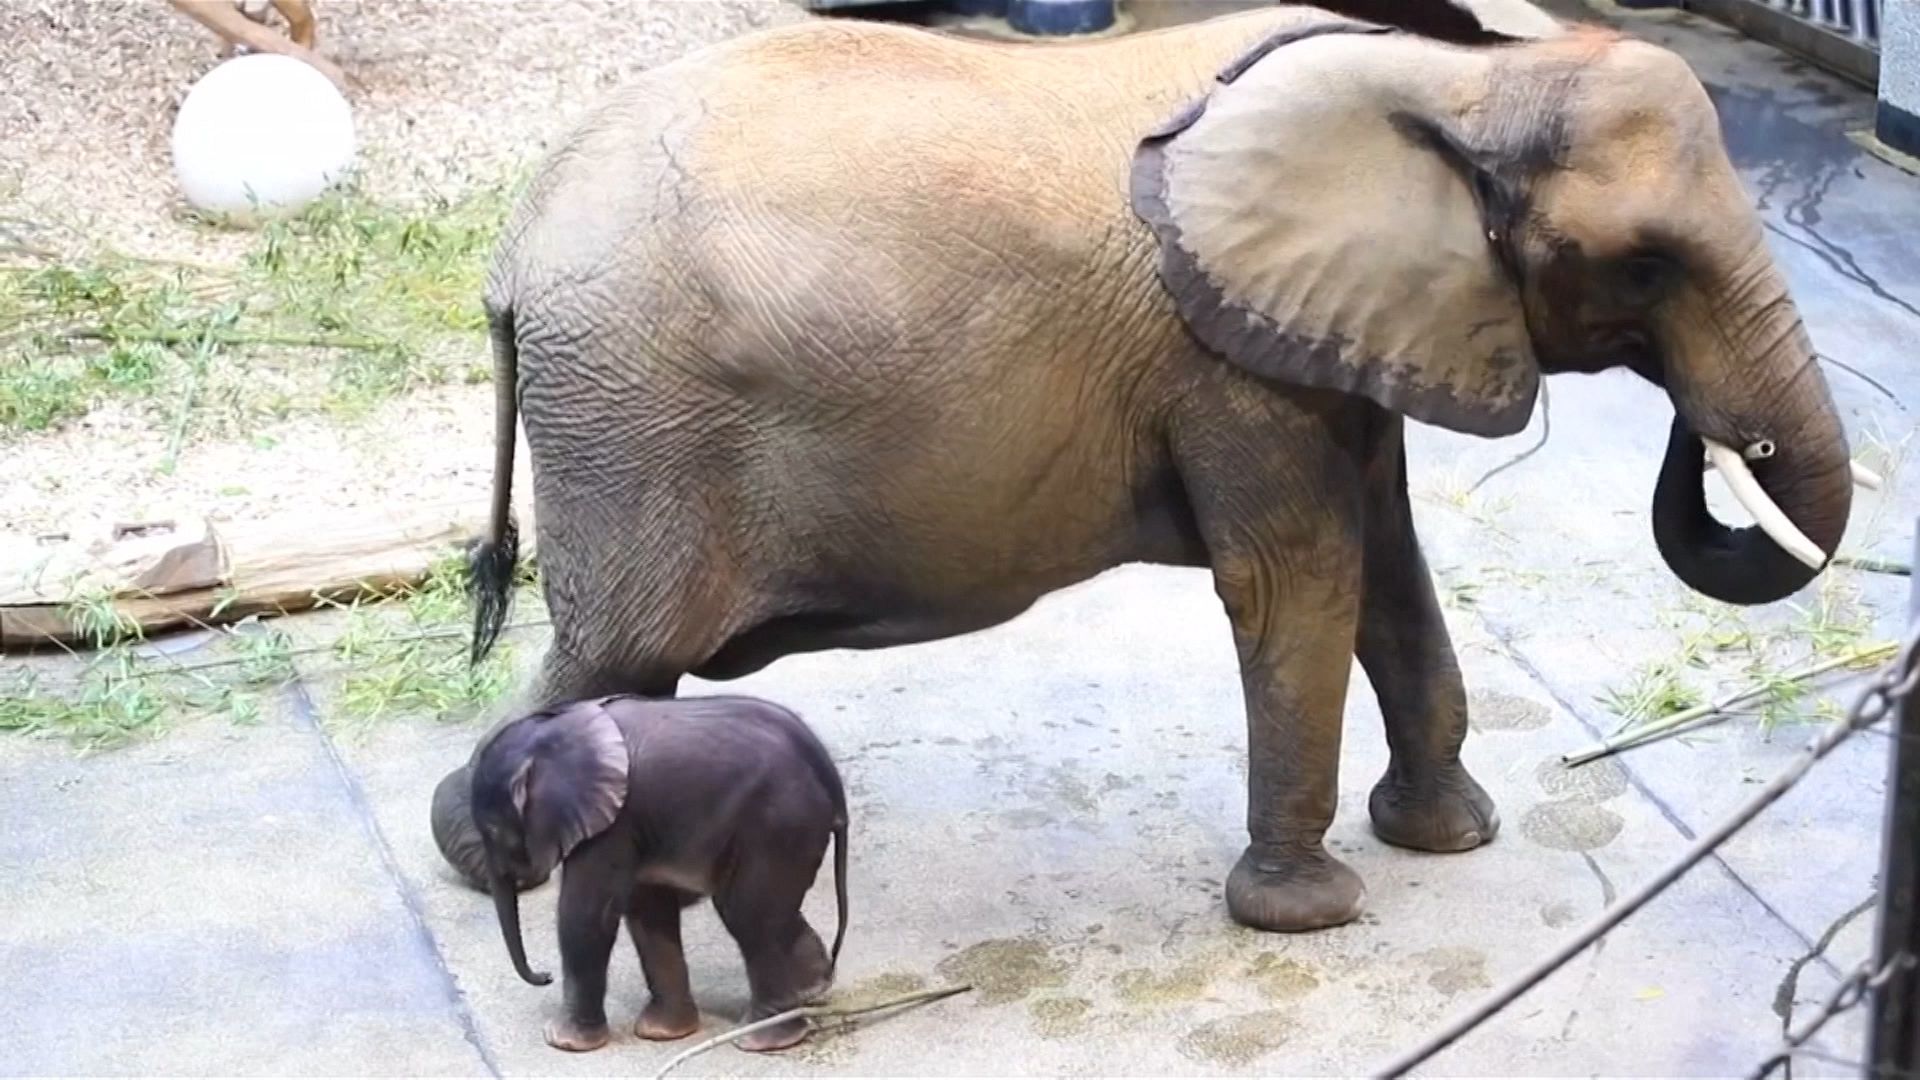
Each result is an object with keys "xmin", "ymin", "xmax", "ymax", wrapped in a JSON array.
[{"xmin": 469, "ymin": 304, "xmax": 522, "ymax": 669}]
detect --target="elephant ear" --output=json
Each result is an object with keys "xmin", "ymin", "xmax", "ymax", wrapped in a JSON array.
[
  {"xmin": 520, "ymin": 700, "xmax": 630, "ymax": 873},
  {"xmin": 1131, "ymin": 20, "xmax": 1540, "ymax": 438}
]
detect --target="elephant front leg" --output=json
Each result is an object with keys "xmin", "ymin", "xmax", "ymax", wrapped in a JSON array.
[
  {"xmin": 1356, "ymin": 432, "xmax": 1498, "ymax": 853},
  {"xmin": 628, "ymin": 886, "xmax": 700, "ymax": 1041},
  {"xmin": 1174, "ymin": 403, "xmax": 1370, "ymax": 932},
  {"xmin": 1216, "ymin": 545, "xmax": 1368, "ymax": 932},
  {"xmin": 545, "ymin": 872, "xmax": 622, "ymax": 1052}
]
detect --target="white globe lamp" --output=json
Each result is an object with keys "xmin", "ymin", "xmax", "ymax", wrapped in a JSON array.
[{"xmin": 170, "ymin": 53, "xmax": 356, "ymax": 226}]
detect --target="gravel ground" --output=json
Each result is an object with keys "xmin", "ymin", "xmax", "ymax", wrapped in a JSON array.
[{"xmin": 1, "ymin": 0, "xmax": 809, "ymax": 539}]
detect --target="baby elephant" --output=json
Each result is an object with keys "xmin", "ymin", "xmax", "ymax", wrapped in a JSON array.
[{"xmin": 454, "ymin": 694, "xmax": 849, "ymax": 1053}]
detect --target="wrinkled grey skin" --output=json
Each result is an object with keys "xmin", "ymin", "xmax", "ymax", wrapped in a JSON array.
[
  {"xmin": 466, "ymin": 695, "xmax": 849, "ymax": 1054},
  {"xmin": 444, "ymin": 1, "xmax": 1856, "ymax": 937}
]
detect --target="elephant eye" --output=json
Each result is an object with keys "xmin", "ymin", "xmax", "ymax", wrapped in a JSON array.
[{"xmin": 1619, "ymin": 253, "xmax": 1679, "ymax": 300}]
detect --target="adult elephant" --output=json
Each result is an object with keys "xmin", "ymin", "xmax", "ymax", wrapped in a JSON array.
[{"xmin": 450, "ymin": 3, "xmax": 1860, "ymax": 933}]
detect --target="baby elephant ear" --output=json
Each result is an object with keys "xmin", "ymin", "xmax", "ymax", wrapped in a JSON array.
[
  {"xmin": 524, "ymin": 701, "xmax": 630, "ymax": 870},
  {"xmin": 1131, "ymin": 21, "xmax": 1540, "ymax": 438}
]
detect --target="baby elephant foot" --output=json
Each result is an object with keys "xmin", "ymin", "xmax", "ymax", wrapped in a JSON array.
[
  {"xmin": 737, "ymin": 1011, "xmax": 812, "ymax": 1053},
  {"xmin": 1226, "ymin": 843, "xmax": 1365, "ymax": 932},
  {"xmin": 1368, "ymin": 763, "xmax": 1500, "ymax": 853},
  {"xmin": 543, "ymin": 1017, "xmax": 610, "ymax": 1052},
  {"xmin": 635, "ymin": 999, "xmax": 700, "ymax": 1042}
]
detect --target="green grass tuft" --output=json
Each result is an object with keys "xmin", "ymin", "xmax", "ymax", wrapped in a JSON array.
[
  {"xmin": 324, "ymin": 554, "xmax": 525, "ymax": 728},
  {"xmin": 0, "ymin": 176, "xmax": 520, "ymax": 437}
]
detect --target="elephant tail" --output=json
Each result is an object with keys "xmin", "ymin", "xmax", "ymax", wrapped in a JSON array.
[
  {"xmin": 469, "ymin": 304, "xmax": 522, "ymax": 669},
  {"xmin": 830, "ymin": 812, "xmax": 849, "ymax": 973}
]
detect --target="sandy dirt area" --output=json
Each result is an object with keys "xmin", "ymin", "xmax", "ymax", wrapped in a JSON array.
[{"xmin": 1, "ymin": 0, "xmax": 807, "ymax": 539}]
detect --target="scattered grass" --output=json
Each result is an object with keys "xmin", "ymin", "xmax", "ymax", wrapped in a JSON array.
[
  {"xmin": 1784, "ymin": 572, "xmax": 1871, "ymax": 658},
  {"xmin": 1417, "ymin": 469, "xmax": 1519, "ymax": 544},
  {"xmin": 1441, "ymin": 578, "xmax": 1481, "ymax": 611},
  {"xmin": 1598, "ymin": 658, "xmax": 1705, "ymax": 728},
  {"xmin": 0, "ymin": 621, "xmax": 295, "ymax": 750},
  {"xmin": 322, "ymin": 554, "xmax": 530, "ymax": 731},
  {"xmin": 1598, "ymin": 567, "xmax": 1885, "ymax": 739},
  {"xmin": 0, "ymin": 175, "xmax": 519, "ymax": 438},
  {"xmin": 0, "ymin": 557, "xmax": 543, "ymax": 750}
]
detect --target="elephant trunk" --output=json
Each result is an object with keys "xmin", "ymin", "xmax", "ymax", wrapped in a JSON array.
[
  {"xmin": 1650, "ymin": 302, "xmax": 1852, "ymax": 606},
  {"xmin": 492, "ymin": 870, "xmax": 553, "ymax": 986}
]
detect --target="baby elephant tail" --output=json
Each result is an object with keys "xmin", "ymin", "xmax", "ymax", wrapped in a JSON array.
[{"xmin": 830, "ymin": 812, "xmax": 849, "ymax": 973}]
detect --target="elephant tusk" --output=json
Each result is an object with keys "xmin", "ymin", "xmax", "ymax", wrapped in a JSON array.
[
  {"xmin": 1702, "ymin": 454, "xmax": 1885, "ymax": 491},
  {"xmin": 1701, "ymin": 439, "xmax": 1827, "ymax": 570}
]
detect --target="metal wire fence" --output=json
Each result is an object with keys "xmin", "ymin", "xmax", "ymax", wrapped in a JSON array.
[{"xmin": 1372, "ymin": 524, "xmax": 1920, "ymax": 1079}]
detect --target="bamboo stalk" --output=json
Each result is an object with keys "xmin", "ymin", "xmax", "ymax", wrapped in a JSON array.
[
  {"xmin": 1562, "ymin": 641, "xmax": 1898, "ymax": 767},
  {"xmin": 1835, "ymin": 555, "xmax": 1913, "ymax": 577},
  {"xmin": 63, "ymin": 326, "xmax": 389, "ymax": 351}
]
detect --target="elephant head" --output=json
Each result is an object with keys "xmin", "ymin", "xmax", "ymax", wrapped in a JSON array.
[
  {"xmin": 1132, "ymin": 20, "xmax": 1855, "ymax": 605},
  {"xmin": 469, "ymin": 701, "xmax": 631, "ymax": 986},
  {"xmin": 431, "ymin": 762, "xmax": 552, "ymax": 894}
]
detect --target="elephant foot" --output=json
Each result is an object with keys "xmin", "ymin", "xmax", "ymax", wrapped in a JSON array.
[
  {"xmin": 543, "ymin": 1017, "xmax": 610, "ymax": 1052},
  {"xmin": 635, "ymin": 1000, "xmax": 700, "ymax": 1041},
  {"xmin": 737, "ymin": 1012, "xmax": 812, "ymax": 1053},
  {"xmin": 1225, "ymin": 843, "xmax": 1365, "ymax": 932},
  {"xmin": 1368, "ymin": 764, "xmax": 1500, "ymax": 853}
]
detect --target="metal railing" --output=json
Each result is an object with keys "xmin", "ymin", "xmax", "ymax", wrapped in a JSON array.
[
  {"xmin": 1680, "ymin": 0, "xmax": 1885, "ymax": 86},
  {"xmin": 1750, "ymin": 0, "xmax": 1883, "ymax": 47}
]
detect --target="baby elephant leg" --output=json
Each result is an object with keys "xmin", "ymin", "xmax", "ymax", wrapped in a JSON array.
[
  {"xmin": 628, "ymin": 885, "xmax": 700, "ymax": 1041},
  {"xmin": 712, "ymin": 837, "xmax": 833, "ymax": 1052},
  {"xmin": 545, "ymin": 869, "xmax": 623, "ymax": 1052}
]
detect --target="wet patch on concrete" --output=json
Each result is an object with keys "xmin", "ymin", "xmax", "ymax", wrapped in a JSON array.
[
  {"xmin": 1046, "ymin": 765, "xmax": 1101, "ymax": 815},
  {"xmin": 1246, "ymin": 953, "xmax": 1321, "ymax": 1001},
  {"xmin": 936, "ymin": 938, "xmax": 1072, "ymax": 1005},
  {"xmin": 997, "ymin": 807, "xmax": 1055, "ymax": 830},
  {"xmin": 1027, "ymin": 995, "xmax": 1095, "ymax": 1038},
  {"xmin": 1521, "ymin": 800, "xmax": 1626, "ymax": 852},
  {"xmin": 1534, "ymin": 756, "xmax": 1629, "ymax": 802},
  {"xmin": 1416, "ymin": 947, "xmax": 1492, "ymax": 996},
  {"xmin": 833, "ymin": 971, "xmax": 929, "ymax": 1010},
  {"xmin": 1112, "ymin": 961, "xmax": 1214, "ymax": 1006},
  {"xmin": 1176, "ymin": 1009, "xmax": 1297, "ymax": 1067},
  {"xmin": 1467, "ymin": 690, "xmax": 1552, "ymax": 732},
  {"xmin": 1541, "ymin": 899, "xmax": 1580, "ymax": 928}
]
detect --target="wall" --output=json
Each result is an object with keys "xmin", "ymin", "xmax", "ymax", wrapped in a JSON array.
[{"xmin": 1883, "ymin": 0, "xmax": 1920, "ymax": 154}]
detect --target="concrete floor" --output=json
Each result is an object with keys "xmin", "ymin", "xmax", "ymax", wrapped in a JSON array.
[{"xmin": 5, "ymin": 1, "xmax": 1919, "ymax": 1075}]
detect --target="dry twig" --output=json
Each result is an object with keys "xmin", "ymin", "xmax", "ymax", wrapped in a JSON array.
[{"xmin": 650, "ymin": 983, "xmax": 972, "ymax": 1079}]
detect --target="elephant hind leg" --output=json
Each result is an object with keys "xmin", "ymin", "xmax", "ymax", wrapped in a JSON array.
[
  {"xmin": 1354, "ymin": 418, "xmax": 1498, "ymax": 853},
  {"xmin": 529, "ymin": 487, "xmax": 778, "ymax": 704}
]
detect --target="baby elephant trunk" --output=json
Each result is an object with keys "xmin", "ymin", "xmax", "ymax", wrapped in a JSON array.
[{"xmin": 491, "ymin": 871, "xmax": 553, "ymax": 986}]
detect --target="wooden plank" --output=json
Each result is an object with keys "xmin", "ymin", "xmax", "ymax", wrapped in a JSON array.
[{"xmin": 0, "ymin": 501, "xmax": 535, "ymax": 652}]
